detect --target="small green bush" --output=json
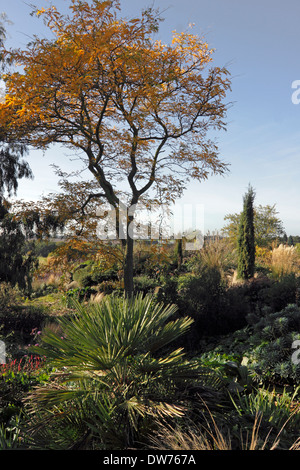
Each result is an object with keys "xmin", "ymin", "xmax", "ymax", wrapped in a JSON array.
[
  {"xmin": 258, "ymin": 274, "xmax": 298, "ymax": 312},
  {"xmin": 0, "ymin": 283, "xmax": 20, "ymax": 313},
  {"xmin": 133, "ymin": 275, "xmax": 158, "ymax": 295},
  {"xmin": 73, "ymin": 263, "xmax": 118, "ymax": 288},
  {"xmin": 72, "ymin": 264, "xmax": 93, "ymax": 287},
  {"xmin": 31, "ymin": 283, "xmax": 58, "ymax": 299},
  {"xmin": 0, "ymin": 304, "xmax": 53, "ymax": 354},
  {"xmin": 176, "ymin": 267, "xmax": 230, "ymax": 339},
  {"xmin": 64, "ymin": 286, "xmax": 97, "ymax": 306},
  {"xmin": 156, "ymin": 275, "xmax": 179, "ymax": 306},
  {"xmin": 33, "ymin": 240, "xmax": 59, "ymax": 258},
  {"xmin": 157, "ymin": 270, "xmax": 253, "ymax": 345}
]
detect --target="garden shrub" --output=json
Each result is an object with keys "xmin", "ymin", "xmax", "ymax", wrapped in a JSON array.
[
  {"xmin": 133, "ymin": 275, "xmax": 159, "ymax": 295},
  {"xmin": 203, "ymin": 304, "xmax": 300, "ymax": 386},
  {"xmin": 156, "ymin": 274, "xmax": 180, "ymax": 307},
  {"xmin": 72, "ymin": 264, "xmax": 94, "ymax": 287},
  {"xmin": 0, "ymin": 283, "xmax": 20, "ymax": 313},
  {"xmin": 176, "ymin": 267, "xmax": 232, "ymax": 339},
  {"xmin": 31, "ymin": 282, "xmax": 58, "ymax": 299},
  {"xmin": 244, "ymin": 304, "xmax": 300, "ymax": 385},
  {"xmin": 33, "ymin": 240, "xmax": 59, "ymax": 258},
  {"xmin": 157, "ymin": 270, "xmax": 253, "ymax": 345},
  {"xmin": 90, "ymin": 267, "xmax": 119, "ymax": 284},
  {"xmin": 0, "ymin": 305, "xmax": 52, "ymax": 351},
  {"xmin": 257, "ymin": 274, "xmax": 298, "ymax": 313},
  {"xmin": 64, "ymin": 286, "xmax": 97, "ymax": 306},
  {"xmin": 97, "ymin": 280, "xmax": 122, "ymax": 295},
  {"xmin": 0, "ymin": 356, "xmax": 50, "ymax": 447},
  {"xmin": 215, "ymin": 285, "xmax": 250, "ymax": 333},
  {"xmin": 73, "ymin": 263, "xmax": 118, "ymax": 288}
]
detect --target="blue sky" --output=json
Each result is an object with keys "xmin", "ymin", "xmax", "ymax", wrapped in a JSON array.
[{"xmin": 1, "ymin": 0, "xmax": 300, "ymax": 235}]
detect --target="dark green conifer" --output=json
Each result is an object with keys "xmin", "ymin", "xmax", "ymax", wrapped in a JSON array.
[
  {"xmin": 174, "ymin": 238, "xmax": 183, "ymax": 268},
  {"xmin": 237, "ymin": 185, "xmax": 255, "ymax": 279}
]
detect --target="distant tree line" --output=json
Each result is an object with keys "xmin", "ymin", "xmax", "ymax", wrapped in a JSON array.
[{"xmin": 281, "ymin": 234, "xmax": 300, "ymax": 245}]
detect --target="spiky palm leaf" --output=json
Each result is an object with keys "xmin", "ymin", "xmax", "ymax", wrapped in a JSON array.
[{"xmin": 26, "ymin": 293, "xmax": 222, "ymax": 449}]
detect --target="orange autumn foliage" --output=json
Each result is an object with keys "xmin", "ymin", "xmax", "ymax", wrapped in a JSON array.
[
  {"xmin": 1, "ymin": 0, "xmax": 230, "ymax": 206},
  {"xmin": 0, "ymin": 0, "xmax": 231, "ymax": 295}
]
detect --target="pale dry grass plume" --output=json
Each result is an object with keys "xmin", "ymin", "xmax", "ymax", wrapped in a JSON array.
[
  {"xmin": 89, "ymin": 292, "xmax": 105, "ymax": 304},
  {"xmin": 271, "ymin": 244, "xmax": 300, "ymax": 278}
]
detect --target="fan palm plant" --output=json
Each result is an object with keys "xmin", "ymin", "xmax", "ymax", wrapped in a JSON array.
[{"xmin": 24, "ymin": 293, "xmax": 219, "ymax": 449}]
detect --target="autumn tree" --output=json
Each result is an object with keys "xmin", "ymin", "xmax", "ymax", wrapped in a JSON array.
[{"xmin": 0, "ymin": 0, "xmax": 231, "ymax": 296}]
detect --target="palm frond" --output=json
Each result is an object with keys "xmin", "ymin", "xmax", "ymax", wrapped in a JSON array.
[{"xmin": 27, "ymin": 293, "xmax": 223, "ymax": 449}]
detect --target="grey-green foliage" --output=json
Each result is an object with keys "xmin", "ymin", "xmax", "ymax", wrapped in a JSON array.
[
  {"xmin": 202, "ymin": 304, "xmax": 300, "ymax": 386},
  {"xmin": 243, "ymin": 304, "xmax": 300, "ymax": 384}
]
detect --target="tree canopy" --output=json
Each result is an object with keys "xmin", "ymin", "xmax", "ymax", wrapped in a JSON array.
[{"xmin": 0, "ymin": 0, "xmax": 231, "ymax": 295}]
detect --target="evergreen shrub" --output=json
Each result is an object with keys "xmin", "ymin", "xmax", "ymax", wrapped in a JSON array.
[{"xmin": 203, "ymin": 304, "xmax": 300, "ymax": 386}]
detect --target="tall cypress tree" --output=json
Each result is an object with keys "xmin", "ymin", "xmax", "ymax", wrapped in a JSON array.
[{"xmin": 237, "ymin": 185, "xmax": 255, "ymax": 279}]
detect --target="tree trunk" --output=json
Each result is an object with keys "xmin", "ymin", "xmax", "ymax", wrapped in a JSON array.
[{"xmin": 123, "ymin": 214, "xmax": 134, "ymax": 298}]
